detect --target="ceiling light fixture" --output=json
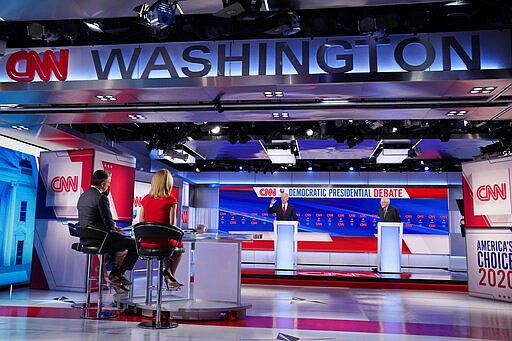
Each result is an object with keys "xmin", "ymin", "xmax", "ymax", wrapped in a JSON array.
[
  {"xmin": 84, "ymin": 21, "xmax": 104, "ymax": 33},
  {"xmin": 320, "ymin": 98, "xmax": 350, "ymax": 104},
  {"xmin": 469, "ymin": 86, "xmax": 496, "ymax": 94},
  {"xmin": 272, "ymin": 112, "xmax": 289, "ymax": 119},
  {"xmin": 128, "ymin": 114, "xmax": 146, "ymax": 120},
  {"xmin": 134, "ymin": 0, "xmax": 177, "ymax": 30},
  {"xmin": 444, "ymin": 0, "xmax": 470, "ymax": 6},
  {"xmin": 264, "ymin": 91, "xmax": 284, "ymax": 97},
  {"xmin": 446, "ymin": 110, "xmax": 467, "ymax": 116},
  {"xmin": 11, "ymin": 125, "xmax": 29, "ymax": 130},
  {"xmin": 96, "ymin": 95, "xmax": 117, "ymax": 101}
]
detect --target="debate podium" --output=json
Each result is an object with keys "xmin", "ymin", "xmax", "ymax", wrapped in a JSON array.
[
  {"xmin": 377, "ymin": 222, "xmax": 403, "ymax": 273},
  {"xmin": 273, "ymin": 220, "xmax": 298, "ymax": 270}
]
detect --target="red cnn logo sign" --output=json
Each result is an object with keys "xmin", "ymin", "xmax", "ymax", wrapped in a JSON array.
[
  {"xmin": 258, "ymin": 188, "xmax": 276, "ymax": 196},
  {"xmin": 476, "ymin": 183, "xmax": 507, "ymax": 201},
  {"xmin": 181, "ymin": 210, "xmax": 189, "ymax": 224},
  {"xmin": 51, "ymin": 176, "xmax": 79, "ymax": 193},
  {"xmin": 6, "ymin": 49, "xmax": 69, "ymax": 82},
  {"xmin": 133, "ymin": 196, "xmax": 143, "ymax": 207}
]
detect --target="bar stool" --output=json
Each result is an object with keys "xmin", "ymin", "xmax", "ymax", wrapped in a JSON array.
[
  {"xmin": 68, "ymin": 222, "xmax": 90, "ymax": 309},
  {"xmin": 76, "ymin": 226, "xmax": 118, "ymax": 319},
  {"xmin": 133, "ymin": 222, "xmax": 184, "ymax": 329}
]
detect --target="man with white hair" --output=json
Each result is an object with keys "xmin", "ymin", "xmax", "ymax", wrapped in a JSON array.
[
  {"xmin": 378, "ymin": 197, "xmax": 401, "ymax": 222},
  {"xmin": 268, "ymin": 192, "xmax": 298, "ymax": 221}
]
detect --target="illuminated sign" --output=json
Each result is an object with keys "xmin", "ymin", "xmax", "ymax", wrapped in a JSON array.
[
  {"xmin": 472, "ymin": 166, "xmax": 512, "ymax": 216},
  {"xmin": 1, "ymin": 30, "xmax": 510, "ymax": 82},
  {"xmin": 476, "ymin": 183, "xmax": 507, "ymax": 201},
  {"xmin": 254, "ymin": 187, "xmax": 410, "ymax": 198},
  {"xmin": 6, "ymin": 50, "xmax": 69, "ymax": 82},
  {"xmin": 50, "ymin": 175, "xmax": 79, "ymax": 193}
]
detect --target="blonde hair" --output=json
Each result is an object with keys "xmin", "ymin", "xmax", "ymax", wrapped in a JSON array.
[{"xmin": 149, "ymin": 169, "xmax": 173, "ymax": 199}]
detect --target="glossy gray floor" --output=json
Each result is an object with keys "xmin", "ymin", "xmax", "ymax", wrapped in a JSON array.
[{"xmin": 0, "ymin": 283, "xmax": 511, "ymax": 341}]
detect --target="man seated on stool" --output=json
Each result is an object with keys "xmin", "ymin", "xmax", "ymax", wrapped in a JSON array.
[
  {"xmin": 77, "ymin": 169, "xmax": 138, "ymax": 294},
  {"xmin": 268, "ymin": 193, "xmax": 298, "ymax": 221}
]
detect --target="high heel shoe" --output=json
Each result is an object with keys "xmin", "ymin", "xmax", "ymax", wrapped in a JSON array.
[{"xmin": 162, "ymin": 270, "xmax": 183, "ymax": 289}]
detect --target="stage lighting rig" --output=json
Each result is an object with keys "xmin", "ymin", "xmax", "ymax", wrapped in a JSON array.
[{"xmin": 134, "ymin": 0, "xmax": 178, "ymax": 30}]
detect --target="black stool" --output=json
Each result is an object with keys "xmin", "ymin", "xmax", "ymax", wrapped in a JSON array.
[
  {"xmin": 134, "ymin": 222, "xmax": 184, "ymax": 329},
  {"xmin": 76, "ymin": 226, "xmax": 118, "ymax": 319},
  {"xmin": 68, "ymin": 222, "xmax": 91, "ymax": 309}
]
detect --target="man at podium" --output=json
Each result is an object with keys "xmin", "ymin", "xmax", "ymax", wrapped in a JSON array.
[
  {"xmin": 268, "ymin": 193, "xmax": 298, "ymax": 221},
  {"xmin": 378, "ymin": 198, "xmax": 401, "ymax": 222}
]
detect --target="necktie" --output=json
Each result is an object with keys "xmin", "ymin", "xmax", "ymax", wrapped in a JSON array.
[
  {"xmin": 384, "ymin": 208, "xmax": 388, "ymax": 218},
  {"xmin": 283, "ymin": 204, "xmax": 286, "ymax": 214}
]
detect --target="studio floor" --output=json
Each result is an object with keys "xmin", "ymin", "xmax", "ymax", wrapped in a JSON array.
[{"xmin": 1, "ymin": 272, "xmax": 511, "ymax": 341}]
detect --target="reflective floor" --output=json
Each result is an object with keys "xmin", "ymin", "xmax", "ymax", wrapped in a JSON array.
[{"xmin": 1, "ymin": 280, "xmax": 512, "ymax": 341}]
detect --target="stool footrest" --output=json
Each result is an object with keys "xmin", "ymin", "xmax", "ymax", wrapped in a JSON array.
[
  {"xmin": 138, "ymin": 321, "xmax": 178, "ymax": 329},
  {"xmin": 81, "ymin": 310, "xmax": 118, "ymax": 319}
]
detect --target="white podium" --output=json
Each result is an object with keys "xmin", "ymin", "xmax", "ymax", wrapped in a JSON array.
[
  {"xmin": 273, "ymin": 220, "xmax": 298, "ymax": 270},
  {"xmin": 377, "ymin": 222, "xmax": 403, "ymax": 273}
]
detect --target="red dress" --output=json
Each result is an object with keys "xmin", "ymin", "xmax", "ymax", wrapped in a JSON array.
[{"xmin": 140, "ymin": 194, "xmax": 183, "ymax": 248}]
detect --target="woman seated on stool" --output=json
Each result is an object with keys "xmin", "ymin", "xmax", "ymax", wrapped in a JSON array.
[{"xmin": 139, "ymin": 168, "xmax": 184, "ymax": 289}]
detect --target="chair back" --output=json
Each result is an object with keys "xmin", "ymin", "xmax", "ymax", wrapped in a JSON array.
[
  {"xmin": 134, "ymin": 222, "xmax": 184, "ymax": 242},
  {"xmin": 133, "ymin": 222, "xmax": 184, "ymax": 258},
  {"xmin": 68, "ymin": 222, "xmax": 80, "ymax": 237},
  {"xmin": 79, "ymin": 226, "xmax": 110, "ymax": 254}
]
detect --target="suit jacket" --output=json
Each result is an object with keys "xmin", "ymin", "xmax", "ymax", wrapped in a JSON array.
[
  {"xmin": 268, "ymin": 203, "xmax": 298, "ymax": 221},
  {"xmin": 77, "ymin": 187, "xmax": 115, "ymax": 234},
  {"xmin": 379, "ymin": 205, "xmax": 401, "ymax": 222}
]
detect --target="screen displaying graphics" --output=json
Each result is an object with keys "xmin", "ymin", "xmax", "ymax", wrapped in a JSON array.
[
  {"xmin": 0, "ymin": 146, "xmax": 38, "ymax": 286},
  {"xmin": 219, "ymin": 186, "xmax": 449, "ymax": 236}
]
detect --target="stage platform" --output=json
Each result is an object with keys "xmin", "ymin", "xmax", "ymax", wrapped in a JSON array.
[{"xmin": 241, "ymin": 267, "xmax": 468, "ymax": 291}]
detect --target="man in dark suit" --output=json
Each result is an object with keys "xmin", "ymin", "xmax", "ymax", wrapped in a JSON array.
[
  {"xmin": 77, "ymin": 169, "xmax": 138, "ymax": 292},
  {"xmin": 378, "ymin": 198, "xmax": 401, "ymax": 222},
  {"xmin": 268, "ymin": 193, "xmax": 298, "ymax": 221}
]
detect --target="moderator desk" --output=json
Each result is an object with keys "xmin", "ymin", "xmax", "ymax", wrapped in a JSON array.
[{"xmin": 117, "ymin": 232, "xmax": 252, "ymax": 320}]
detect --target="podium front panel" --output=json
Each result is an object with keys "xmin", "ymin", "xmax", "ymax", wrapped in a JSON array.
[
  {"xmin": 377, "ymin": 222, "xmax": 403, "ymax": 273},
  {"xmin": 273, "ymin": 221, "xmax": 298, "ymax": 270}
]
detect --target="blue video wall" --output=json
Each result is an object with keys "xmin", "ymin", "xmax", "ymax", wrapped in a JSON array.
[
  {"xmin": 0, "ymin": 146, "xmax": 38, "ymax": 286},
  {"xmin": 219, "ymin": 187, "xmax": 449, "ymax": 236}
]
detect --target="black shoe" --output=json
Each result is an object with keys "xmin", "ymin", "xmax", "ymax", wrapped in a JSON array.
[
  {"xmin": 162, "ymin": 270, "xmax": 183, "ymax": 289},
  {"xmin": 108, "ymin": 272, "xmax": 132, "ymax": 285},
  {"xmin": 111, "ymin": 283, "xmax": 130, "ymax": 294}
]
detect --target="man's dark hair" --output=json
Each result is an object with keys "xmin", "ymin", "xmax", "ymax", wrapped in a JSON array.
[{"xmin": 92, "ymin": 170, "xmax": 112, "ymax": 186}]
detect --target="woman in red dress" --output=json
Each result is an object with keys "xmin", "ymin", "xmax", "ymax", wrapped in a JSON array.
[{"xmin": 139, "ymin": 169, "xmax": 183, "ymax": 288}]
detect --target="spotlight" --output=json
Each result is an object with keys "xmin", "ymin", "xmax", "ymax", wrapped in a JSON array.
[
  {"xmin": 346, "ymin": 135, "xmax": 362, "ymax": 148},
  {"xmin": 264, "ymin": 11, "xmax": 301, "ymax": 36},
  {"xmin": 283, "ymin": 12, "xmax": 301, "ymax": 36},
  {"xmin": 307, "ymin": 166, "xmax": 313, "ymax": 171},
  {"xmin": 424, "ymin": 166, "xmax": 430, "ymax": 171},
  {"xmin": 408, "ymin": 146, "xmax": 421, "ymax": 158},
  {"xmin": 213, "ymin": 100, "xmax": 224, "ymax": 113},
  {"xmin": 358, "ymin": 17, "xmax": 376, "ymax": 34},
  {"xmin": 84, "ymin": 21, "xmax": 104, "ymax": 33},
  {"xmin": 334, "ymin": 134, "xmax": 346, "ymax": 143},
  {"xmin": 27, "ymin": 22, "xmax": 60, "ymax": 42},
  {"xmin": 210, "ymin": 126, "xmax": 221, "ymax": 134},
  {"xmin": 306, "ymin": 129, "xmax": 314, "ymax": 137},
  {"xmin": 134, "ymin": 0, "xmax": 176, "ymax": 30}
]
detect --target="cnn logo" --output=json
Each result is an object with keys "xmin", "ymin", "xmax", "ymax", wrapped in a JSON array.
[
  {"xmin": 476, "ymin": 183, "xmax": 507, "ymax": 201},
  {"xmin": 51, "ymin": 176, "xmax": 78, "ymax": 192},
  {"xmin": 6, "ymin": 49, "xmax": 69, "ymax": 82},
  {"xmin": 258, "ymin": 188, "xmax": 276, "ymax": 196},
  {"xmin": 133, "ymin": 196, "xmax": 143, "ymax": 207}
]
